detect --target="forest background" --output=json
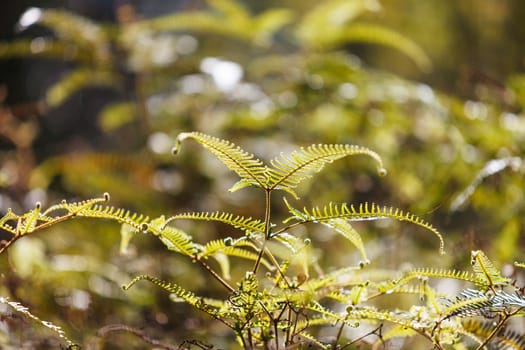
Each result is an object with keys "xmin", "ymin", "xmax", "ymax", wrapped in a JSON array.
[{"xmin": 0, "ymin": 0, "xmax": 524, "ymax": 349}]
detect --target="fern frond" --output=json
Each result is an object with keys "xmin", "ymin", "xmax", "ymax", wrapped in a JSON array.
[
  {"xmin": 173, "ymin": 132, "xmax": 269, "ymax": 191},
  {"xmin": 43, "ymin": 193, "xmax": 110, "ymax": 216},
  {"xmin": 164, "ymin": 211, "xmax": 265, "ymax": 234},
  {"xmin": 81, "ymin": 205, "xmax": 149, "ymax": 227},
  {"xmin": 329, "ymin": 23, "xmax": 431, "ymax": 71},
  {"xmin": 320, "ymin": 218, "xmax": 368, "ymax": 263},
  {"xmin": 515, "ymin": 261, "xmax": 525, "ymax": 269},
  {"xmin": 304, "ymin": 301, "xmax": 345, "ymax": 321},
  {"xmin": 0, "ymin": 296, "xmax": 76, "ymax": 348},
  {"xmin": 285, "ymin": 200, "xmax": 444, "ymax": 254},
  {"xmin": 17, "ymin": 202, "xmax": 43, "ymax": 235},
  {"xmin": 123, "ymin": 275, "xmax": 209, "ymax": 312},
  {"xmin": 399, "ymin": 268, "xmax": 482, "ymax": 286},
  {"xmin": 267, "ymin": 144, "xmax": 385, "ymax": 198},
  {"xmin": 296, "ymin": 330, "xmax": 329, "ymax": 349},
  {"xmin": 346, "ymin": 307, "xmax": 415, "ymax": 330},
  {"xmin": 38, "ymin": 9, "xmax": 108, "ymax": 50},
  {"xmin": 199, "ymin": 239, "xmax": 272, "ymax": 270},
  {"xmin": 0, "ymin": 208, "xmax": 18, "ymax": 234},
  {"xmin": 295, "ymin": 1, "xmax": 431, "ymax": 70},
  {"xmin": 491, "ymin": 289, "xmax": 525, "ymax": 308},
  {"xmin": 441, "ymin": 289, "xmax": 497, "ymax": 319},
  {"xmin": 0, "ymin": 39, "xmax": 93, "ymax": 63},
  {"xmin": 146, "ymin": 216, "xmax": 197, "ymax": 256},
  {"xmin": 130, "ymin": 0, "xmax": 291, "ymax": 46},
  {"xmin": 470, "ymin": 250, "xmax": 510, "ymax": 288},
  {"xmin": 461, "ymin": 318, "xmax": 525, "ymax": 350},
  {"xmin": 46, "ymin": 68, "xmax": 118, "ymax": 107}
]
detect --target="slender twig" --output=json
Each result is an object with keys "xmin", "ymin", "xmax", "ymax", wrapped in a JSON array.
[
  {"xmin": 475, "ymin": 311, "xmax": 513, "ymax": 350},
  {"xmin": 341, "ymin": 324, "xmax": 383, "ymax": 349},
  {"xmin": 97, "ymin": 323, "xmax": 178, "ymax": 350},
  {"xmin": 196, "ymin": 258, "xmax": 235, "ymax": 292},
  {"xmin": 253, "ymin": 190, "xmax": 272, "ymax": 274}
]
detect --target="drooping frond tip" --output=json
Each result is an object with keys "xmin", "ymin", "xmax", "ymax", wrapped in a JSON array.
[
  {"xmin": 266, "ymin": 143, "xmax": 386, "ymax": 198},
  {"xmin": 285, "ymin": 200, "xmax": 445, "ymax": 255}
]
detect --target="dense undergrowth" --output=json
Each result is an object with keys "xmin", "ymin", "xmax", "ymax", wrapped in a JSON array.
[{"xmin": 0, "ymin": 1, "xmax": 524, "ymax": 349}]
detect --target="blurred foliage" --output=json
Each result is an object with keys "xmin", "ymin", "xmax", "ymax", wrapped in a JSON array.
[{"xmin": 0, "ymin": 0, "xmax": 524, "ymax": 348}]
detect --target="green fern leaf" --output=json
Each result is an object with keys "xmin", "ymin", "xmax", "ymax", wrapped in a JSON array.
[
  {"xmin": 75, "ymin": 204, "xmax": 149, "ymax": 232},
  {"xmin": 17, "ymin": 202, "xmax": 42, "ymax": 235},
  {"xmin": 199, "ymin": 239, "xmax": 272, "ymax": 270},
  {"xmin": 320, "ymin": 218, "xmax": 368, "ymax": 264},
  {"xmin": 165, "ymin": 211, "xmax": 265, "ymax": 234},
  {"xmin": 0, "ymin": 39, "xmax": 93, "ymax": 63},
  {"xmin": 267, "ymin": 144, "xmax": 385, "ymax": 198},
  {"xmin": 399, "ymin": 268, "xmax": 482, "ymax": 286},
  {"xmin": 146, "ymin": 216, "xmax": 197, "ymax": 256},
  {"xmin": 295, "ymin": 0, "xmax": 431, "ymax": 71},
  {"xmin": 515, "ymin": 261, "xmax": 525, "ymax": 269},
  {"xmin": 38, "ymin": 9, "xmax": 108, "ymax": 49},
  {"xmin": 173, "ymin": 132, "xmax": 269, "ymax": 191},
  {"xmin": 330, "ymin": 23, "xmax": 431, "ymax": 71},
  {"xmin": 0, "ymin": 296, "xmax": 76, "ymax": 348},
  {"xmin": 43, "ymin": 193, "xmax": 110, "ymax": 216},
  {"xmin": 46, "ymin": 68, "xmax": 118, "ymax": 107},
  {"xmin": 123, "ymin": 275, "xmax": 204, "ymax": 310},
  {"xmin": 470, "ymin": 250, "xmax": 510, "ymax": 288},
  {"xmin": 441, "ymin": 289, "xmax": 496, "ymax": 319},
  {"xmin": 346, "ymin": 307, "xmax": 413, "ymax": 329},
  {"xmin": 295, "ymin": 330, "xmax": 329, "ymax": 349},
  {"xmin": 130, "ymin": 0, "xmax": 291, "ymax": 46},
  {"xmin": 285, "ymin": 200, "xmax": 444, "ymax": 254},
  {"xmin": 0, "ymin": 208, "xmax": 18, "ymax": 235}
]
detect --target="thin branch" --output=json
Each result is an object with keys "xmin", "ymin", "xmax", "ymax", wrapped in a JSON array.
[{"xmin": 97, "ymin": 324, "xmax": 178, "ymax": 350}]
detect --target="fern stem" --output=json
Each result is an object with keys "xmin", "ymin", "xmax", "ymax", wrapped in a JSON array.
[
  {"xmin": 474, "ymin": 311, "xmax": 513, "ymax": 350},
  {"xmin": 253, "ymin": 190, "xmax": 272, "ymax": 274},
  {"xmin": 196, "ymin": 258, "xmax": 235, "ymax": 292}
]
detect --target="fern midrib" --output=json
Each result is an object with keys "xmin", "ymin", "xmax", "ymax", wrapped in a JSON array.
[
  {"xmin": 267, "ymin": 151, "xmax": 340, "ymax": 191},
  {"xmin": 202, "ymin": 138, "xmax": 268, "ymax": 189}
]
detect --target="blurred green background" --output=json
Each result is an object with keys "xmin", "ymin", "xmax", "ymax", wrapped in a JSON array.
[{"xmin": 0, "ymin": 0, "xmax": 524, "ymax": 348}]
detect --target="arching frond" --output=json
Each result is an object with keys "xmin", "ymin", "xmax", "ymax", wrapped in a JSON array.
[
  {"xmin": 0, "ymin": 194, "xmax": 113, "ymax": 238},
  {"xmin": 295, "ymin": 1, "xmax": 431, "ymax": 70},
  {"xmin": 75, "ymin": 204, "xmax": 149, "ymax": 231},
  {"xmin": 129, "ymin": 0, "xmax": 291, "ymax": 46},
  {"xmin": 399, "ymin": 268, "xmax": 482, "ymax": 286},
  {"xmin": 470, "ymin": 250, "xmax": 510, "ymax": 288},
  {"xmin": 123, "ymin": 275, "xmax": 220, "ymax": 317},
  {"xmin": 346, "ymin": 307, "xmax": 414, "ymax": 330},
  {"xmin": 267, "ymin": 144, "xmax": 385, "ymax": 198},
  {"xmin": 164, "ymin": 211, "xmax": 265, "ymax": 234},
  {"xmin": 46, "ymin": 68, "xmax": 118, "ymax": 107},
  {"xmin": 38, "ymin": 9, "xmax": 109, "ymax": 50},
  {"xmin": 284, "ymin": 199, "xmax": 444, "ymax": 254},
  {"xmin": 173, "ymin": 132, "xmax": 269, "ymax": 191}
]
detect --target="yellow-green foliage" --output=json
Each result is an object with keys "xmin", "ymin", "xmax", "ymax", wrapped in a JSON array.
[{"xmin": 1, "ymin": 132, "xmax": 523, "ymax": 349}]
